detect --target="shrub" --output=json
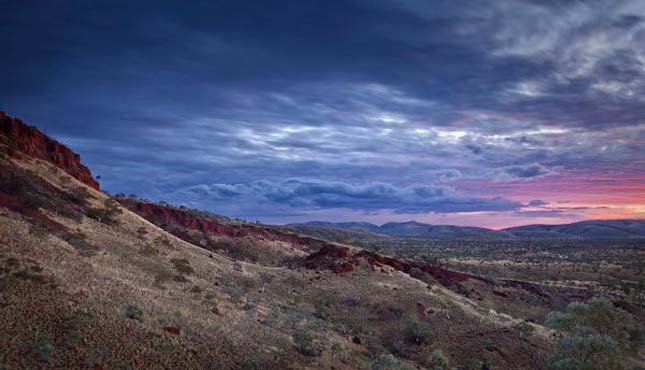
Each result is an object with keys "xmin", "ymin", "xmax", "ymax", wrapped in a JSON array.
[
  {"xmin": 63, "ymin": 310, "xmax": 92, "ymax": 348},
  {"xmin": 28, "ymin": 222, "xmax": 50, "ymax": 238},
  {"xmin": 136, "ymin": 227, "xmax": 149, "ymax": 241},
  {"xmin": 545, "ymin": 298, "xmax": 632, "ymax": 349},
  {"xmin": 87, "ymin": 198, "xmax": 122, "ymax": 224},
  {"xmin": 170, "ymin": 258, "xmax": 194, "ymax": 275},
  {"xmin": 371, "ymin": 354, "xmax": 414, "ymax": 370},
  {"xmin": 409, "ymin": 267, "xmax": 433, "ymax": 283},
  {"xmin": 153, "ymin": 270, "xmax": 173, "ymax": 289},
  {"xmin": 36, "ymin": 337, "xmax": 55, "ymax": 364},
  {"xmin": 125, "ymin": 304, "xmax": 144, "ymax": 321},
  {"xmin": 293, "ymin": 330, "xmax": 323, "ymax": 357},
  {"xmin": 331, "ymin": 342, "xmax": 343, "ymax": 360},
  {"xmin": 104, "ymin": 197, "xmax": 122, "ymax": 212},
  {"xmin": 190, "ymin": 285, "xmax": 203, "ymax": 294},
  {"xmin": 545, "ymin": 299, "xmax": 632, "ymax": 370},
  {"xmin": 424, "ymin": 349, "xmax": 450, "ymax": 370},
  {"xmin": 404, "ymin": 322, "xmax": 431, "ymax": 345},
  {"xmin": 56, "ymin": 205, "xmax": 82, "ymax": 222},
  {"xmin": 548, "ymin": 333, "xmax": 620, "ymax": 370},
  {"xmin": 154, "ymin": 236, "xmax": 171, "ymax": 246},
  {"xmin": 13, "ymin": 269, "xmax": 49, "ymax": 284},
  {"xmin": 139, "ymin": 244, "xmax": 159, "ymax": 257},
  {"xmin": 386, "ymin": 340, "xmax": 405, "ymax": 355},
  {"xmin": 62, "ymin": 231, "xmax": 95, "ymax": 255},
  {"xmin": 68, "ymin": 186, "xmax": 90, "ymax": 204}
]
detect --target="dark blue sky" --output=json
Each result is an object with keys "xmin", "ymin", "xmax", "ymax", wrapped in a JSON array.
[{"xmin": 2, "ymin": 0, "xmax": 644, "ymax": 227}]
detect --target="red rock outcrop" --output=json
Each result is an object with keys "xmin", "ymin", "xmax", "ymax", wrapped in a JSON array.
[
  {"xmin": 305, "ymin": 245, "xmax": 489, "ymax": 284},
  {"xmin": 0, "ymin": 111, "xmax": 99, "ymax": 189},
  {"xmin": 304, "ymin": 242, "xmax": 551, "ymax": 298},
  {"xmin": 121, "ymin": 198, "xmax": 330, "ymax": 249}
]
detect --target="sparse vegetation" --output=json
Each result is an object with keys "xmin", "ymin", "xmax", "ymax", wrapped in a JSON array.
[{"xmin": 545, "ymin": 299, "xmax": 635, "ymax": 370}]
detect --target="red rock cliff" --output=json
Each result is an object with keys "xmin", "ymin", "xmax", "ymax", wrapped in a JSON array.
[
  {"xmin": 0, "ymin": 111, "xmax": 99, "ymax": 189},
  {"xmin": 121, "ymin": 198, "xmax": 326, "ymax": 248}
]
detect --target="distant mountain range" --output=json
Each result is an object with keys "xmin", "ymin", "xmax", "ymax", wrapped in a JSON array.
[{"xmin": 287, "ymin": 219, "xmax": 645, "ymax": 240}]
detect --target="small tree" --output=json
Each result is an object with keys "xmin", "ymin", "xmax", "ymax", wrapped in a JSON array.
[{"xmin": 104, "ymin": 198, "xmax": 122, "ymax": 218}]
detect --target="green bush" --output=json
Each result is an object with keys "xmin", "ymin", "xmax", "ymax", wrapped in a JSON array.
[
  {"xmin": 424, "ymin": 349, "xmax": 450, "ymax": 370},
  {"xmin": 545, "ymin": 298, "xmax": 632, "ymax": 349},
  {"xmin": 409, "ymin": 267, "xmax": 433, "ymax": 283},
  {"xmin": 124, "ymin": 304, "xmax": 144, "ymax": 321},
  {"xmin": 371, "ymin": 354, "xmax": 414, "ymax": 370},
  {"xmin": 548, "ymin": 333, "xmax": 620, "ymax": 370},
  {"xmin": 545, "ymin": 299, "xmax": 633, "ymax": 370},
  {"xmin": 293, "ymin": 330, "xmax": 322, "ymax": 357},
  {"xmin": 404, "ymin": 322, "xmax": 431, "ymax": 345}
]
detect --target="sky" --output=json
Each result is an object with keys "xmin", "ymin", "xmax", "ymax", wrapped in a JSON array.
[{"xmin": 1, "ymin": 0, "xmax": 644, "ymax": 228}]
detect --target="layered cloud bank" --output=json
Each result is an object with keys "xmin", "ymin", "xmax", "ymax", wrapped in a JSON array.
[
  {"xmin": 1, "ymin": 0, "xmax": 644, "ymax": 226},
  {"xmin": 171, "ymin": 179, "xmax": 523, "ymax": 216}
]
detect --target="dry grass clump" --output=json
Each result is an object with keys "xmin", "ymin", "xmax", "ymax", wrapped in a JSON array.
[
  {"xmin": 139, "ymin": 243, "xmax": 159, "ymax": 257},
  {"xmin": 170, "ymin": 258, "xmax": 194, "ymax": 275},
  {"xmin": 61, "ymin": 231, "xmax": 98, "ymax": 257}
]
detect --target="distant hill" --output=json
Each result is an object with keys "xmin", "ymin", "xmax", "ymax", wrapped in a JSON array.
[
  {"xmin": 288, "ymin": 221, "xmax": 515, "ymax": 240},
  {"xmin": 286, "ymin": 221, "xmax": 391, "ymax": 242},
  {"xmin": 503, "ymin": 219, "xmax": 645, "ymax": 240},
  {"xmin": 288, "ymin": 219, "xmax": 645, "ymax": 240}
]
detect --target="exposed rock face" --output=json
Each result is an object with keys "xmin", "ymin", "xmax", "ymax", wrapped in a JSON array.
[
  {"xmin": 0, "ymin": 111, "xmax": 99, "ymax": 189},
  {"xmin": 304, "ymin": 242, "xmax": 553, "ymax": 299},
  {"xmin": 120, "ymin": 198, "xmax": 327, "ymax": 248},
  {"xmin": 305, "ymin": 244, "xmax": 488, "ymax": 283}
]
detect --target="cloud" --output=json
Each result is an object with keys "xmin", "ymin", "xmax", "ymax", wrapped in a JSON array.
[
  {"xmin": 172, "ymin": 179, "xmax": 522, "ymax": 215},
  {"xmin": 512, "ymin": 209, "xmax": 571, "ymax": 218},
  {"xmin": 502, "ymin": 164, "xmax": 551, "ymax": 178},
  {"xmin": 1, "ymin": 0, "xmax": 644, "ymax": 225},
  {"xmin": 527, "ymin": 199, "xmax": 548, "ymax": 207}
]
